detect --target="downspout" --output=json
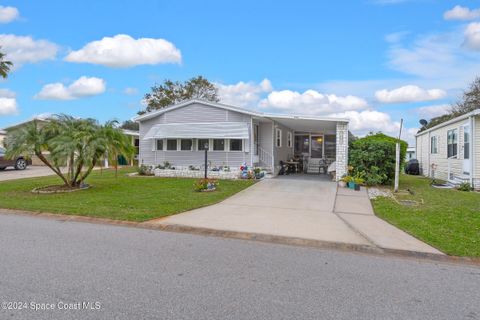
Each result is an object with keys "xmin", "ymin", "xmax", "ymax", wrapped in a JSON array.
[
  {"xmin": 250, "ymin": 118, "xmax": 254, "ymax": 167},
  {"xmin": 470, "ymin": 115, "xmax": 475, "ymax": 187}
]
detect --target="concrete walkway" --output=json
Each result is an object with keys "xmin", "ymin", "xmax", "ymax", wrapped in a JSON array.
[
  {"xmin": 334, "ymin": 187, "xmax": 442, "ymax": 254},
  {"xmin": 149, "ymin": 176, "xmax": 443, "ymax": 255},
  {"xmin": 0, "ymin": 166, "xmax": 59, "ymax": 182}
]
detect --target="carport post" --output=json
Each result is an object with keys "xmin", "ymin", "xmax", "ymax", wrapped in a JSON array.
[{"xmin": 204, "ymin": 142, "xmax": 208, "ymax": 179}]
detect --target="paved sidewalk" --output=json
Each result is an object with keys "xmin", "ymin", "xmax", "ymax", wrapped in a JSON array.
[{"xmin": 334, "ymin": 187, "xmax": 442, "ymax": 254}]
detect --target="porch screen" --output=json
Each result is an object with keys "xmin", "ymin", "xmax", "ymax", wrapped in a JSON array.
[{"xmin": 324, "ymin": 135, "xmax": 336, "ymax": 159}]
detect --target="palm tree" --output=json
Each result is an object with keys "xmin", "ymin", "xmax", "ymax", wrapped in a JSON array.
[
  {"xmin": 0, "ymin": 48, "xmax": 13, "ymax": 78},
  {"xmin": 102, "ymin": 120, "xmax": 135, "ymax": 178},
  {"xmin": 5, "ymin": 114, "xmax": 134, "ymax": 188}
]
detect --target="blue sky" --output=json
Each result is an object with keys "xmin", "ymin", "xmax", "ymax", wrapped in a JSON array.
[{"xmin": 1, "ymin": 0, "xmax": 480, "ymax": 144}]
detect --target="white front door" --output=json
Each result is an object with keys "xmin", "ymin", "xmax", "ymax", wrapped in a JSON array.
[{"xmin": 463, "ymin": 124, "xmax": 471, "ymax": 175}]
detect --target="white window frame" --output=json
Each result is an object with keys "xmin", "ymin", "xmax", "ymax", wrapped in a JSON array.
[
  {"xmin": 197, "ymin": 139, "xmax": 210, "ymax": 151},
  {"xmin": 166, "ymin": 139, "xmax": 178, "ymax": 151},
  {"xmin": 275, "ymin": 128, "xmax": 282, "ymax": 148},
  {"xmin": 447, "ymin": 129, "xmax": 458, "ymax": 158},
  {"xmin": 156, "ymin": 139, "xmax": 164, "ymax": 151},
  {"xmin": 287, "ymin": 132, "xmax": 293, "ymax": 148},
  {"xmin": 229, "ymin": 139, "xmax": 243, "ymax": 152},
  {"xmin": 430, "ymin": 136, "xmax": 438, "ymax": 154},
  {"xmin": 180, "ymin": 139, "xmax": 193, "ymax": 151},
  {"xmin": 212, "ymin": 138, "xmax": 226, "ymax": 152}
]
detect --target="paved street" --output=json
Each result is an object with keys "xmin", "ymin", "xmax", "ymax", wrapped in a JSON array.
[
  {"xmin": 0, "ymin": 166, "xmax": 56, "ymax": 182},
  {"xmin": 0, "ymin": 212, "xmax": 479, "ymax": 320}
]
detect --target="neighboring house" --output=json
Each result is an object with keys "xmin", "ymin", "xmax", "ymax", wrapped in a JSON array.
[
  {"xmin": 415, "ymin": 109, "xmax": 479, "ymax": 189},
  {"xmin": 2, "ymin": 117, "xmax": 49, "ymax": 165},
  {"xmin": 133, "ymin": 99, "xmax": 349, "ymax": 179},
  {"xmin": 406, "ymin": 146, "xmax": 416, "ymax": 161},
  {"xmin": 0, "ymin": 129, "xmax": 5, "ymax": 147}
]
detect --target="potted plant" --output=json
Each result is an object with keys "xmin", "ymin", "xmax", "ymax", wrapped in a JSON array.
[
  {"xmin": 339, "ymin": 175, "xmax": 350, "ymax": 187},
  {"xmin": 353, "ymin": 177, "xmax": 364, "ymax": 191},
  {"xmin": 254, "ymin": 167, "xmax": 264, "ymax": 179}
]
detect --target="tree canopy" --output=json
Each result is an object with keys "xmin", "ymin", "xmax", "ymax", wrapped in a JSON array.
[
  {"xmin": 140, "ymin": 76, "xmax": 219, "ymax": 114},
  {"xmin": 120, "ymin": 120, "xmax": 139, "ymax": 131},
  {"xmin": 4, "ymin": 115, "xmax": 135, "ymax": 187},
  {"xmin": 420, "ymin": 77, "xmax": 480, "ymax": 132},
  {"xmin": 0, "ymin": 48, "xmax": 13, "ymax": 78}
]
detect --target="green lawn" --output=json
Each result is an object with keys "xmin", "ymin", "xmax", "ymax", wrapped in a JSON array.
[
  {"xmin": 0, "ymin": 168, "xmax": 255, "ymax": 222},
  {"xmin": 373, "ymin": 175, "xmax": 480, "ymax": 257}
]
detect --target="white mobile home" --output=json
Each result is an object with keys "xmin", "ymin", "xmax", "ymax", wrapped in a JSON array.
[
  {"xmin": 133, "ymin": 99, "xmax": 349, "ymax": 179},
  {"xmin": 415, "ymin": 109, "xmax": 480, "ymax": 189}
]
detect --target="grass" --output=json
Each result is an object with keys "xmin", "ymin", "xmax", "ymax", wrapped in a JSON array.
[
  {"xmin": 0, "ymin": 168, "xmax": 255, "ymax": 222},
  {"xmin": 372, "ymin": 174, "xmax": 480, "ymax": 257}
]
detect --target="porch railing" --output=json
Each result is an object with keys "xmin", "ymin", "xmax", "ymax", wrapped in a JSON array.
[{"xmin": 258, "ymin": 147, "xmax": 273, "ymax": 171}]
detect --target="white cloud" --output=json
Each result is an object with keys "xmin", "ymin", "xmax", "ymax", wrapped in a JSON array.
[
  {"xmin": 444, "ymin": 5, "xmax": 480, "ymax": 21},
  {"xmin": 259, "ymin": 89, "xmax": 367, "ymax": 115},
  {"xmin": 65, "ymin": 34, "xmax": 181, "ymax": 68},
  {"xmin": 0, "ymin": 88, "xmax": 16, "ymax": 98},
  {"xmin": 0, "ymin": 34, "xmax": 59, "ymax": 66},
  {"xmin": 416, "ymin": 104, "xmax": 451, "ymax": 119},
  {"xmin": 124, "ymin": 87, "xmax": 138, "ymax": 95},
  {"xmin": 375, "ymin": 85, "xmax": 446, "ymax": 103},
  {"xmin": 463, "ymin": 22, "xmax": 480, "ymax": 51},
  {"xmin": 0, "ymin": 97, "xmax": 17, "ymax": 115},
  {"xmin": 0, "ymin": 6, "xmax": 19, "ymax": 23},
  {"xmin": 217, "ymin": 79, "xmax": 272, "ymax": 107},
  {"xmin": 35, "ymin": 76, "xmax": 106, "ymax": 100}
]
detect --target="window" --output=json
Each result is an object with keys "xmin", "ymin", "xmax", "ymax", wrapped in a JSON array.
[
  {"xmin": 275, "ymin": 128, "xmax": 282, "ymax": 148},
  {"xmin": 198, "ymin": 139, "xmax": 209, "ymax": 150},
  {"xmin": 447, "ymin": 129, "xmax": 457, "ymax": 158},
  {"xmin": 156, "ymin": 139, "xmax": 163, "ymax": 151},
  {"xmin": 0, "ymin": 147, "xmax": 5, "ymax": 156},
  {"xmin": 180, "ymin": 139, "xmax": 193, "ymax": 151},
  {"xmin": 213, "ymin": 139, "xmax": 225, "ymax": 151},
  {"xmin": 324, "ymin": 135, "xmax": 336, "ymax": 159},
  {"xmin": 230, "ymin": 139, "xmax": 242, "ymax": 151},
  {"xmin": 166, "ymin": 139, "xmax": 177, "ymax": 151},
  {"xmin": 287, "ymin": 132, "xmax": 292, "ymax": 148},
  {"xmin": 430, "ymin": 136, "xmax": 438, "ymax": 154},
  {"xmin": 464, "ymin": 127, "xmax": 470, "ymax": 160}
]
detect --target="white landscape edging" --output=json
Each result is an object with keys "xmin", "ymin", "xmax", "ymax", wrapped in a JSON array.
[{"xmin": 154, "ymin": 168, "xmax": 240, "ymax": 180}]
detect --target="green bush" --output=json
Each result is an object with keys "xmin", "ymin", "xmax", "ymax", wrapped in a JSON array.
[
  {"xmin": 349, "ymin": 133, "xmax": 407, "ymax": 185},
  {"xmin": 458, "ymin": 182, "xmax": 473, "ymax": 192}
]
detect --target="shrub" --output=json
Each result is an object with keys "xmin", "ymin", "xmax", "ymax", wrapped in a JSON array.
[
  {"xmin": 137, "ymin": 165, "xmax": 154, "ymax": 176},
  {"xmin": 458, "ymin": 182, "xmax": 473, "ymax": 192},
  {"xmin": 193, "ymin": 178, "xmax": 219, "ymax": 192},
  {"xmin": 349, "ymin": 133, "xmax": 407, "ymax": 185}
]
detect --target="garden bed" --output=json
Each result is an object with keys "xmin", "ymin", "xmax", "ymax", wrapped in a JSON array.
[{"xmin": 32, "ymin": 184, "xmax": 91, "ymax": 194}]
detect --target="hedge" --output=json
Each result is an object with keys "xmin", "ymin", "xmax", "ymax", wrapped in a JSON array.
[{"xmin": 349, "ymin": 133, "xmax": 407, "ymax": 185}]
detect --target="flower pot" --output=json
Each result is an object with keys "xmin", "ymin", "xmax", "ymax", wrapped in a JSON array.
[
  {"xmin": 338, "ymin": 181, "xmax": 346, "ymax": 188},
  {"xmin": 348, "ymin": 182, "xmax": 356, "ymax": 189}
]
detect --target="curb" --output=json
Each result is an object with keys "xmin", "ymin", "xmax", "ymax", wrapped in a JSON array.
[{"xmin": 1, "ymin": 208, "xmax": 479, "ymax": 267}]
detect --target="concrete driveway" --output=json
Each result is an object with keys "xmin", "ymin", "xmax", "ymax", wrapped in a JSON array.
[
  {"xmin": 0, "ymin": 166, "xmax": 56, "ymax": 181},
  {"xmin": 151, "ymin": 175, "xmax": 442, "ymax": 255},
  {"xmin": 157, "ymin": 176, "xmax": 369, "ymax": 245}
]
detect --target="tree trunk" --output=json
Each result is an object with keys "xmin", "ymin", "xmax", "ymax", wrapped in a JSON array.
[{"xmin": 35, "ymin": 151, "xmax": 69, "ymax": 186}]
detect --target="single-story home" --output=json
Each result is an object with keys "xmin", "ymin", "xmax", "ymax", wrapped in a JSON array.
[
  {"xmin": 415, "ymin": 109, "xmax": 479, "ymax": 189},
  {"xmin": 0, "ymin": 129, "xmax": 5, "ymax": 147},
  {"xmin": 133, "ymin": 99, "xmax": 349, "ymax": 179},
  {"xmin": 406, "ymin": 146, "xmax": 416, "ymax": 161}
]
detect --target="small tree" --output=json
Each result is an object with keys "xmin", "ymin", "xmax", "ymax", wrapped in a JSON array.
[
  {"xmin": 5, "ymin": 115, "xmax": 134, "ymax": 188},
  {"xmin": 120, "ymin": 120, "xmax": 139, "ymax": 131},
  {"xmin": 141, "ymin": 76, "xmax": 219, "ymax": 114},
  {"xmin": 0, "ymin": 48, "xmax": 13, "ymax": 78},
  {"xmin": 349, "ymin": 133, "xmax": 407, "ymax": 185}
]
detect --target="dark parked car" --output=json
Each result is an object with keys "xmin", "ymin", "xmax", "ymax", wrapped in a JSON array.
[
  {"xmin": 0, "ymin": 147, "xmax": 31, "ymax": 170},
  {"xmin": 405, "ymin": 158, "xmax": 420, "ymax": 175}
]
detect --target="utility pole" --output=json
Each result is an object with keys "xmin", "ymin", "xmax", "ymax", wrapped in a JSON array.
[{"xmin": 394, "ymin": 119, "xmax": 403, "ymax": 193}]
